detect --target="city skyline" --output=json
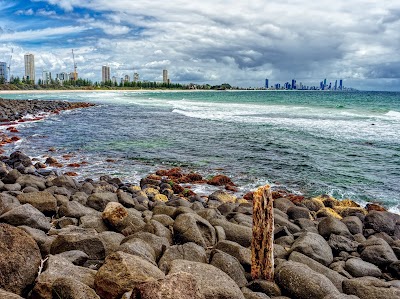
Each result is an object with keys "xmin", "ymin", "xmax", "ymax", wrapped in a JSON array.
[{"xmin": 0, "ymin": 1, "xmax": 400, "ymax": 90}]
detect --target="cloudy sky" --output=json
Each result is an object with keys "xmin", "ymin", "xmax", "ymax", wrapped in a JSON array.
[{"xmin": 0, "ymin": 0, "xmax": 400, "ymax": 90}]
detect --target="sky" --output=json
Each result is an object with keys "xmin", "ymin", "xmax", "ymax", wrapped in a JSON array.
[{"xmin": 0, "ymin": 0, "xmax": 400, "ymax": 90}]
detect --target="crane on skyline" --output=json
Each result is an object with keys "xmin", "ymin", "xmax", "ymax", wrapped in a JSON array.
[
  {"xmin": 71, "ymin": 49, "xmax": 77, "ymax": 81},
  {"xmin": 7, "ymin": 48, "xmax": 13, "ymax": 82}
]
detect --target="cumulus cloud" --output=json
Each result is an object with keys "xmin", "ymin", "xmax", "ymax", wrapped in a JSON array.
[{"xmin": 3, "ymin": 0, "xmax": 400, "ymax": 89}]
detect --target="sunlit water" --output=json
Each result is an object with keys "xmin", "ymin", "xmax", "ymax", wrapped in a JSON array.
[{"xmin": 1, "ymin": 90, "xmax": 399, "ymax": 210}]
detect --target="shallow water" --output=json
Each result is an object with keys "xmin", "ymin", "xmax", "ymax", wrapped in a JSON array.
[{"xmin": 1, "ymin": 90, "xmax": 400, "ymax": 209}]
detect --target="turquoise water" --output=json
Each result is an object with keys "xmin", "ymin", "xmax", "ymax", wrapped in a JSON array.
[{"xmin": 1, "ymin": 90, "xmax": 400, "ymax": 209}]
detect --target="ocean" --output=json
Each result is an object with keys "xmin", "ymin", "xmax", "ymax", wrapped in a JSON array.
[{"xmin": 1, "ymin": 90, "xmax": 399, "ymax": 210}]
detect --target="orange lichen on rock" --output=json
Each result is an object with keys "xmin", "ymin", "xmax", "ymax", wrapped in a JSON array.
[{"xmin": 207, "ymin": 174, "xmax": 235, "ymax": 186}]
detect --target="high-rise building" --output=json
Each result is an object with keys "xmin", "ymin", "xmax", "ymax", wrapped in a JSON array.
[
  {"xmin": 24, "ymin": 54, "xmax": 35, "ymax": 83},
  {"xmin": 42, "ymin": 71, "xmax": 51, "ymax": 85},
  {"xmin": 323, "ymin": 78, "xmax": 327, "ymax": 88},
  {"xmin": 133, "ymin": 73, "xmax": 139, "ymax": 82},
  {"xmin": 163, "ymin": 69, "xmax": 168, "ymax": 84},
  {"xmin": 0, "ymin": 62, "xmax": 7, "ymax": 82},
  {"xmin": 291, "ymin": 79, "xmax": 296, "ymax": 90},
  {"xmin": 334, "ymin": 80, "xmax": 338, "ymax": 90},
  {"xmin": 56, "ymin": 72, "xmax": 69, "ymax": 85},
  {"xmin": 339, "ymin": 79, "xmax": 343, "ymax": 90},
  {"xmin": 102, "ymin": 66, "xmax": 111, "ymax": 82},
  {"xmin": 124, "ymin": 75, "xmax": 130, "ymax": 82},
  {"xmin": 112, "ymin": 76, "xmax": 117, "ymax": 85},
  {"xmin": 265, "ymin": 79, "xmax": 269, "ymax": 89}
]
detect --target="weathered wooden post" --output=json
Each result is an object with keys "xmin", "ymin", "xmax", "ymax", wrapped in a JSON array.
[{"xmin": 251, "ymin": 185, "xmax": 274, "ymax": 281}]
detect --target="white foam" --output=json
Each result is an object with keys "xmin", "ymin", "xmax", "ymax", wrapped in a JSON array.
[{"xmin": 385, "ymin": 110, "xmax": 400, "ymax": 119}]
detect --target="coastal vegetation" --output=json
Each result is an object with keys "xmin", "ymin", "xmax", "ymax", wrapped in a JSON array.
[{"xmin": 0, "ymin": 76, "xmax": 215, "ymax": 91}]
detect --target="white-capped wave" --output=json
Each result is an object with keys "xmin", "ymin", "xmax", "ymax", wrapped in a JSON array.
[{"xmin": 385, "ymin": 110, "xmax": 400, "ymax": 119}]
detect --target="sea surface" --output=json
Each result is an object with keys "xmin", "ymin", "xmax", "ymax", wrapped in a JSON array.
[{"xmin": 1, "ymin": 90, "xmax": 400, "ymax": 210}]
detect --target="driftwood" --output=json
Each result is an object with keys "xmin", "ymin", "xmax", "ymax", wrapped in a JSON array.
[{"xmin": 251, "ymin": 185, "xmax": 274, "ymax": 281}]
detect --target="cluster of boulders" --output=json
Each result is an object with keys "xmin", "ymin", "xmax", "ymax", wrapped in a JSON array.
[
  {"xmin": 0, "ymin": 98, "xmax": 95, "ymax": 122},
  {"xmin": 1, "ymin": 151, "xmax": 400, "ymax": 299}
]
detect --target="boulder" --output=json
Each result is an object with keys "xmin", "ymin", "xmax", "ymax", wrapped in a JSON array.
[
  {"xmin": 118, "ymin": 237, "xmax": 156, "ymax": 265},
  {"xmin": 50, "ymin": 231, "xmax": 105, "ymax": 260},
  {"xmin": 0, "ymin": 204, "xmax": 51, "ymax": 231},
  {"xmin": 94, "ymin": 251, "xmax": 165, "ymax": 299},
  {"xmin": 290, "ymin": 232, "xmax": 333, "ymax": 266},
  {"xmin": 210, "ymin": 249, "xmax": 248, "ymax": 287},
  {"xmin": 208, "ymin": 190, "xmax": 236, "ymax": 203},
  {"xmin": 158, "ymin": 242, "xmax": 207, "ymax": 273},
  {"xmin": 123, "ymin": 232, "xmax": 170, "ymax": 261},
  {"xmin": 274, "ymin": 197, "xmax": 295, "ymax": 213},
  {"xmin": 131, "ymin": 272, "xmax": 204, "ymax": 299},
  {"xmin": 0, "ymin": 289, "xmax": 24, "ymax": 298},
  {"xmin": 58, "ymin": 201, "xmax": 99, "ymax": 218},
  {"xmin": 102, "ymin": 202, "xmax": 129, "ymax": 230},
  {"xmin": 343, "ymin": 277, "xmax": 400, "ymax": 299},
  {"xmin": 56, "ymin": 250, "xmax": 89, "ymax": 266},
  {"xmin": 174, "ymin": 213, "xmax": 216, "ymax": 248},
  {"xmin": 87, "ymin": 192, "xmax": 118, "ymax": 211},
  {"xmin": 246, "ymin": 280, "xmax": 281, "ymax": 297},
  {"xmin": 168, "ymin": 259, "xmax": 245, "ymax": 299},
  {"xmin": 16, "ymin": 191, "xmax": 57, "ymax": 214},
  {"xmin": 48, "ymin": 175, "xmax": 77, "ymax": 189},
  {"xmin": 0, "ymin": 192, "xmax": 20, "ymax": 215},
  {"xmin": 211, "ymin": 218, "xmax": 252, "ymax": 247},
  {"xmin": 289, "ymin": 251, "xmax": 346, "ymax": 292},
  {"xmin": 275, "ymin": 213, "xmax": 301, "ymax": 234},
  {"xmin": 18, "ymin": 225, "xmax": 54, "ymax": 256},
  {"xmin": 364, "ymin": 211, "xmax": 396, "ymax": 235},
  {"xmin": 322, "ymin": 295, "xmax": 360, "ymax": 299},
  {"xmin": 275, "ymin": 261, "xmax": 340, "ymax": 299},
  {"xmin": 215, "ymin": 240, "xmax": 251, "ymax": 271},
  {"xmin": 287, "ymin": 206, "xmax": 312, "ymax": 220},
  {"xmin": 302, "ymin": 198, "xmax": 325, "ymax": 212},
  {"xmin": 241, "ymin": 287, "xmax": 271, "ymax": 299},
  {"xmin": 344, "ymin": 258, "xmax": 382, "ymax": 277},
  {"xmin": 341, "ymin": 216, "xmax": 363, "ymax": 235},
  {"xmin": 98, "ymin": 231, "xmax": 125, "ymax": 256},
  {"xmin": 31, "ymin": 255, "xmax": 96, "ymax": 299},
  {"xmin": 52, "ymin": 277, "xmax": 100, "ymax": 299},
  {"xmin": 318, "ymin": 216, "xmax": 351, "ymax": 239},
  {"xmin": 0, "ymin": 224, "xmax": 41, "ymax": 295},
  {"xmin": 79, "ymin": 214, "xmax": 109, "ymax": 232},
  {"xmin": 359, "ymin": 238, "xmax": 397, "ymax": 267},
  {"xmin": 16, "ymin": 175, "xmax": 46, "ymax": 190},
  {"xmin": 328, "ymin": 234, "xmax": 359, "ymax": 253}
]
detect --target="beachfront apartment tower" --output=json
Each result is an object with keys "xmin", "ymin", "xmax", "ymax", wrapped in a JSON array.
[
  {"xmin": 0, "ymin": 62, "xmax": 7, "ymax": 82},
  {"xmin": 133, "ymin": 73, "xmax": 139, "ymax": 82},
  {"xmin": 265, "ymin": 79, "xmax": 269, "ymax": 89},
  {"xmin": 102, "ymin": 65, "xmax": 111, "ymax": 83},
  {"xmin": 163, "ymin": 69, "xmax": 168, "ymax": 84},
  {"xmin": 42, "ymin": 71, "xmax": 51, "ymax": 85},
  {"xmin": 339, "ymin": 79, "xmax": 343, "ymax": 90},
  {"xmin": 24, "ymin": 54, "xmax": 35, "ymax": 83}
]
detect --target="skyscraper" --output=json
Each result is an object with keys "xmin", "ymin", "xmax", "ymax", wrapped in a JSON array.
[
  {"xmin": 291, "ymin": 79, "xmax": 296, "ymax": 90},
  {"xmin": 24, "ymin": 54, "xmax": 35, "ymax": 83},
  {"xmin": 265, "ymin": 79, "xmax": 269, "ymax": 89},
  {"xmin": 163, "ymin": 69, "xmax": 168, "ymax": 84},
  {"xmin": 0, "ymin": 62, "xmax": 7, "ymax": 82},
  {"xmin": 133, "ymin": 73, "xmax": 139, "ymax": 82},
  {"xmin": 334, "ymin": 80, "xmax": 338, "ymax": 90},
  {"xmin": 102, "ymin": 66, "xmax": 111, "ymax": 82},
  {"xmin": 42, "ymin": 71, "xmax": 51, "ymax": 85},
  {"xmin": 339, "ymin": 79, "xmax": 343, "ymax": 90}
]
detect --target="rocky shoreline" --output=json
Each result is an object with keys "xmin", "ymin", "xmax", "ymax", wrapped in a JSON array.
[{"xmin": 1, "ymin": 100, "xmax": 400, "ymax": 299}]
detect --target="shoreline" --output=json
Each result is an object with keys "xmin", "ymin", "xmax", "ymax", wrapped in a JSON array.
[{"xmin": 1, "ymin": 98, "xmax": 400, "ymax": 298}]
